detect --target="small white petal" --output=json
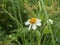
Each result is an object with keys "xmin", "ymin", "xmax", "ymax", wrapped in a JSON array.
[
  {"xmin": 49, "ymin": 19, "xmax": 53, "ymax": 24},
  {"xmin": 32, "ymin": 24, "xmax": 37, "ymax": 30},
  {"xmin": 36, "ymin": 22, "xmax": 41, "ymax": 26},
  {"xmin": 25, "ymin": 22, "xmax": 30, "ymax": 25},
  {"xmin": 36, "ymin": 19, "xmax": 41, "ymax": 26},
  {"xmin": 25, "ymin": 20, "xmax": 30, "ymax": 25},
  {"xmin": 47, "ymin": 19, "xmax": 53, "ymax": 24},
  {"xmin": 36, "ymin": 18, "xmax": 41, "ymax": 23},
  {"xmin": 28, "ymin": 24, "xmax": 32, "ymax": 30},
  {"xmin": 9, "ymin": 35, "xmax": 12, "ymax": 37}
]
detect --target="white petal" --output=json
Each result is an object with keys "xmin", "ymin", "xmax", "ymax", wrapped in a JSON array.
[
  {"xmin": 36, "ymin": 18, "xmax": 41, "ymax": 26},
  {"xmin": 47, "ymin": 19, "xmax": 53, "ymax": 24},
  {"xmin": 36, "ymin": 18, "xmax": 41, "ymax": 23},
  {"xmin": 36, "ymin": 22, "xmax": 41, "ymax": 26},
  {"xmin": 49, "ymin": 19, "xmax": 53, "ymax": 24},
  {"xmin": 28, "ymin": 24, "xmax": 32, "ymax": 30},
  {"xmin": 32, "ymin": 24, "xmax": 37, "ymax": 30},
  {"xmin": 25, "ymin": 20, "xmax": 30, "ymax": 25}
]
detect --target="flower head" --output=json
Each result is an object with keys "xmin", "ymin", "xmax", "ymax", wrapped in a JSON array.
[
  {"xmin": 47, "ymin": 19, "xmax": 53, "ymax": 24},
  {"xmin": 9, "ymin": 35, "xmax": 12, "ymax": 38},
  {"xmin": 25, "ymin": 18, "xmax": 41, "ymax": 30}
]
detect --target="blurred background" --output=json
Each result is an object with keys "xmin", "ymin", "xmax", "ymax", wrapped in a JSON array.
[{"xmin": 0, "ymin": 0, "xmax": 60, "ymax": 45}]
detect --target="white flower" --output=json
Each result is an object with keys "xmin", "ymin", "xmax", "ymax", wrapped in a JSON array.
[
  {"xmin": 25, "ymin": 18, "xmax": 41, "ymax": 30},
  {"xmin": 47, "ymin": 19, "xmax": 53, "ymax": 24},
  {"xmin": 9, "ymin": 35, "xmax": 12, "ymax": 38}
]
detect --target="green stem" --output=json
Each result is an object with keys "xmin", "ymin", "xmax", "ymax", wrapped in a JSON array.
[
  {"xmin": 16, "ymin": 0, "xmax": 23, "ymax": 27},
  {"xmin": 2, "ymin": 8, "xmax": 22, "ymax": 27},
  {"xmin": 40, "ymin": 0, "xmax": 55, "ymax": 45},
  {"xmin": 38, "ymin": 1, "xmax": 41, "ymax": 18},
  {"xmin": 10, "ymin": 0, "xmax": 17, "ymax": 19},
  {"xmin": 40, "ymin": 0, "xmax": 49, "ymax": 20},
  {"xmin": 16, "ymin": 40, "xmax": 21, "ymax": 45},
  {"xmin": 35, "ymin": 30, "xmax": 41, "ymax": 45},
  {"xmin": 49, "ymin": 25, "xmax": 55, "ymax": 45}
]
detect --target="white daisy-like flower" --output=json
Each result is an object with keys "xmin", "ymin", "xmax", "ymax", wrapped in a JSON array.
[
  {"xmin": 47, "ymin": 19, "xmax": 53, "ymax": 24},
  {"xmin": 25, "ymin": 18, "xmax": 41, "ymax": 30}
]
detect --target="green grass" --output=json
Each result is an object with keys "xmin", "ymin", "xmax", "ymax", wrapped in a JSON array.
[{"xmin": 0, "ymin": 0, "xmax": 60, "ymax": 45}]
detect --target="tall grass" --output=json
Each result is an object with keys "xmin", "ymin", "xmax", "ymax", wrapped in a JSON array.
[{"xmin": 0, "ymin": 0, "xmax": 60, "ymax": 45}]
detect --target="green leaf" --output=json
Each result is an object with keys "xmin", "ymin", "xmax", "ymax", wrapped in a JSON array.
[{"xmin": 43, "ymin": 26, "xmax": 50, "ymax": 34}]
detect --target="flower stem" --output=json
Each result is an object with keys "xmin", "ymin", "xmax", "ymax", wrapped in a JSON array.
[{"xmin": 40, "ymin": 0, "xmax": 55, "ymax": 45}]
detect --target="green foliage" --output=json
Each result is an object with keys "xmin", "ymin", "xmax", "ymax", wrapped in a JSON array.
[{"xmin": 0, "ymin": 0, "xmax": 60, "ymax": 45}]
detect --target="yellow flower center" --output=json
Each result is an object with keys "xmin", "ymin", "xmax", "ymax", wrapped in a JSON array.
[{"xmin": 30, "ymin": 18, "xmax": 36, "ymax": 24}]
